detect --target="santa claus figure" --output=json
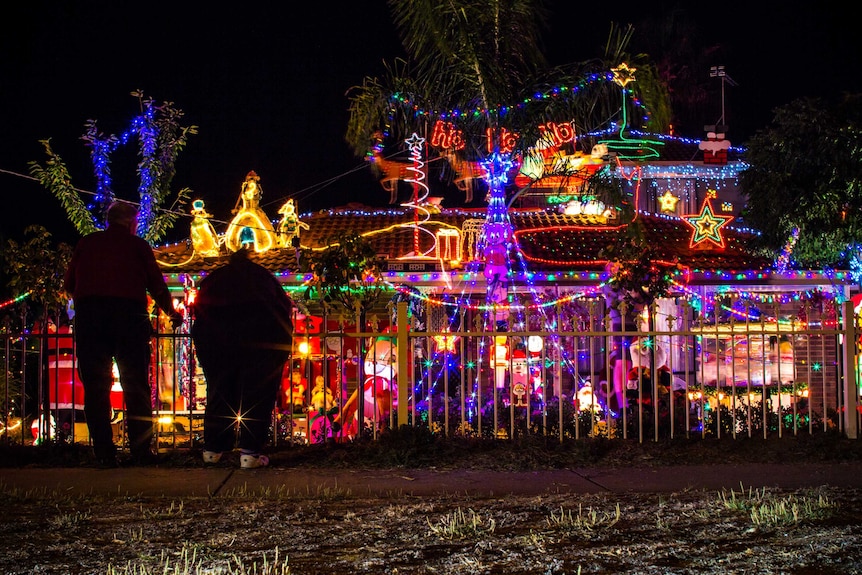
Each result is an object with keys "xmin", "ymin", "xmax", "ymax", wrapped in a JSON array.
[
  {"xmin": 362, "ymin": 338, "xmax": 396, "ymax": 424},
  {"xmin": 337, "ymin": 337, "xmax": 397, "ymax": 437}
]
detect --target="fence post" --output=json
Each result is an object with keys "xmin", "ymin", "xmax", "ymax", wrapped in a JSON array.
[
  {"xmin": 396, "ymin": 301, "xmax": 409, "ymax": 426},
  {"xmin": 843, "ymin": 300, "xmax": 859, "ymax": 439}
]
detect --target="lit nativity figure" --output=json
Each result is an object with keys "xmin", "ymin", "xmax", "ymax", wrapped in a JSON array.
[
  {"xmin": 224, "ymin": 171, "xmax": 276, "ymax": 252},
  {"xmin": 277, "ymin": 199, "xmax": 309, "ymax": 248},
  {"xmin": 308, "ymin": 375, "xmax": 337, "ymax": 444},
  {"xmin": 189, "ymin": 199, "xmax": 221, "ymax": 257},
  {"xmin": 281, "ymin": 367, "xmax": 307, "ymax": 413}
]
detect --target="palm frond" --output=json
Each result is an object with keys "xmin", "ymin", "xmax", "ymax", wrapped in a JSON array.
[{"xmin": 28, "ymin": 140, "xmax": 98, "ymax": 236}]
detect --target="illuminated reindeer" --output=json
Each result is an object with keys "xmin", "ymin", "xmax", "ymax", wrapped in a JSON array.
[
  {"xmin": 442, "ymin": 149, "xmax": 487, "ymax": 203},
  {"xmin": 370, "ymin": 149, "xmax": 413, "ymax": 204}
]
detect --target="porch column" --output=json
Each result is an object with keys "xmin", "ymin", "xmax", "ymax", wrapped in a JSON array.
[
  {"xmin": 843, "ymin": 300, "xmax": 858, "ymax": 439},
  {"xmin": 396, "ymin": 301, "xmax": 410, "ymax": 426}
]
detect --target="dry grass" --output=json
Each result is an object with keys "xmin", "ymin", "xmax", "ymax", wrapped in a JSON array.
[
  {"xmin": 1, "ymin": 480, "xmax": 860, "ymax": 574},
  {"xmin": 1, "ymin": 431, "xmax": 861, "ymax": 574}
]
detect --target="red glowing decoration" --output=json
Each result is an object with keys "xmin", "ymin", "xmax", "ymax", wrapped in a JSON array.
[
  {"xmin": 538, "ymin": 122, "xmax": 575, "ymax": 147},
  {"xmin": 430, "ymin": 120, "xmax": 465, "ymax": 150},
  {"xmin": 682, "ymin": 198, "xmax": 733, "ymax": 248},
  {"xmin": 486, "ymin": 127, "xmax": 518, "ymax": 154}
]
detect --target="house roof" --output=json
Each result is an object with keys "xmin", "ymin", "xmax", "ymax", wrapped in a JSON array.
[{"xmin": 155, "ymin": 205, "xmax": 771, "ymax": 282}]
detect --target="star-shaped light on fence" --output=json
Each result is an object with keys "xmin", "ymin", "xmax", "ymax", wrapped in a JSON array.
[
  {"xmin": 658, "ymin": 190, "xmax": 680, "ymax": 213},
  {"xmin": 682, "ymin": 198, "xmax": 734, "ymax": 248},
  {"xmin": 611, "ymin": 62, "xmax": 637, "ymax": 87},
  {"xmin": 432, "ymin": 329, "xmax": 459, "ymax": 353}
]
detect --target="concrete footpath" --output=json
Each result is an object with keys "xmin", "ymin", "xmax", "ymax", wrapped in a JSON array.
[{"xmin": 2, "ymin": 462, "xmax": 861, "ymax": 499}]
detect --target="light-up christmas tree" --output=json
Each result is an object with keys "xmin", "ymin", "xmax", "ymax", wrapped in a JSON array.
[{"xmin": 345, "ymin": 2, "xmax": 675, "ymax": 428}]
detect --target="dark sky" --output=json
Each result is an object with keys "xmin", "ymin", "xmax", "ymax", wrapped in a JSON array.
[{"xmin": 1, "ymin": 1, "xmax": 859, "ymax": 246}]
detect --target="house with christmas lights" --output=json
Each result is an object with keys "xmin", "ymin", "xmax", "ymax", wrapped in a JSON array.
[
  {"xmin": 9, "ymin": 62, "xmax": 856, "ymax": 449},
  {"xmin": 153, "ymin": 124, "xmax": 857, "ymax": 441}
]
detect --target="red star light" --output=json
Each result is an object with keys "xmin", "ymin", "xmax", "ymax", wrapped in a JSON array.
[{"xmin": 682, "ymin": 198, "xmax": 734, "ymax": 248}]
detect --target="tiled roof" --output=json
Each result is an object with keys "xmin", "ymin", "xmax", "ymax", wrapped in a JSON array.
[
  {"xmin": 156, "ymin": 206, "xmax": 768, "ymax": 278},
  {"xmin": 515, "ymin": 213, "xmax": 768, "ymax": 272}
]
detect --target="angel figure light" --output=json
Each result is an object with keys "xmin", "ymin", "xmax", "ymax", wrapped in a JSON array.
[
  {"xmin": 225, "ymin": 171, "xmax": 276, "ymax": 252},
  {"xmin": 189, "ymin": 199, "xmax": 221, "ymax": 257}
]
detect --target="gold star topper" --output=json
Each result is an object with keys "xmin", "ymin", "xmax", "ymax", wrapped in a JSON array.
[
  {"xmin": 658, "ymin": 190, "xmax": 679, "ymax": 213},
  {"xmin": 611, "ymin": 63, "xmax": 637, "ymax": 88},
  {"xmin": 682, "ymin": 198, "xmax": 734, "ymax": 249}
]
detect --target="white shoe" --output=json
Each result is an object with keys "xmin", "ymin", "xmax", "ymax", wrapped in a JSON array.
[
  {"xmin": 240, "ymin": 453, "xmax": 269, "ymax": 469},
  {"xmin": 202, "ymin": 450, "xmax": 223, "ymax": 464}
]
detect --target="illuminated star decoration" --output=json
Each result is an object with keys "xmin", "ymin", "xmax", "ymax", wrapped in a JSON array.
[
  {"xmin": 611, "ymin": 62, "xmax": 637, "ymax": 88},
  {"xmin": 481, "ymin": 152, "xmax": 515, "ymax": 188},
  {"xmin": 682, "ymin": 198, "xmax": 734, "ymax": 248},
  {"xmin": 658, "ymin": 190, "xmax": 680, "ymax": 213},
  {"xmin": 432, "ymin": 329, "xmax": 459, "ymax": 353},
  {"xmin": 404, "ymin": 132, "xmax": 426, "ymax": 154}
]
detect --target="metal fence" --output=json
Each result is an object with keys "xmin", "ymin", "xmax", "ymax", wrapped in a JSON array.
[{"xmin": 2, "ymin": 300, "xmax": 859, "ymax": 449}]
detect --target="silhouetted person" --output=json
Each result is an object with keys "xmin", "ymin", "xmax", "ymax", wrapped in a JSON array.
[
  {"xmin": 64, "ymin": 201, "xmax": 181, "ymax": 467},
  {"xmin": 192, "ymin": 242, "xmax": 293, "ymax": 468}
]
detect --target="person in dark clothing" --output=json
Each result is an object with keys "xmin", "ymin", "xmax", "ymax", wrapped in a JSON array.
[
  {"xmin": 64, "ymin": 201, "xmax": 182, "ymax": 467},
  {"xmin": 191, "ymin": 243, "xmax": 293, "ymax": 469}
]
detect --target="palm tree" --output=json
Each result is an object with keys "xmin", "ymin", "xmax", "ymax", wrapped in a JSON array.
[
  {"xmin": 346, "ymin": 1, "xmax": 670, "ymax": 167},
  {"xmin": 346, "ymin": 2, "xmax": 672, "ymax": 297}
]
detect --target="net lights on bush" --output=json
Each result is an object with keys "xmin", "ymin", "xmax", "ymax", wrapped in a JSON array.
[{"xmin": 87, "ymin": 102, "xmax": 158, "ymax": 232}]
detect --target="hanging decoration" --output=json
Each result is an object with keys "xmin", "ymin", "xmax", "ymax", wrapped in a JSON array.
[
  {"xmin": 432, "ymin": 328, "xmax": 458, "ymax": 354},
  {"xmin": 610, "ymin": 62, "xmax": 637, "ymax": 88},
  {"xmin": 775, "ymin": 227, "xmax": 800, "ymax": 272}
]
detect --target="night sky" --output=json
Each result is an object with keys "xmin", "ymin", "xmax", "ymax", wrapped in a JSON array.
[{"xmin": 1, "ymin": 1, "xmax": 859, "ymax": 246}]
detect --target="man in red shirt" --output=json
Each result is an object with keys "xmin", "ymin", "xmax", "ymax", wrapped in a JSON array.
[{"xmin": 64, "ymin": 201, "xmax": 181, "ymax": 467}]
